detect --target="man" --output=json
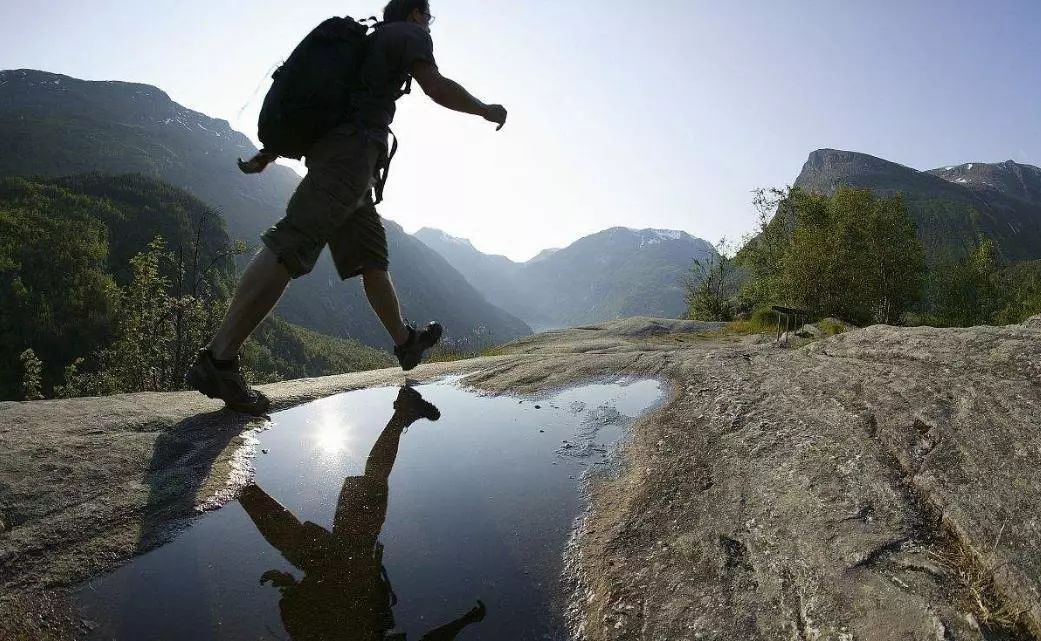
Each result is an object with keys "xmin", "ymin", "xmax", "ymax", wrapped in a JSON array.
[
  {"xmin": 188, "ymin": 0, "xmax": 507, "ymax": 414},
  {"xmin": 239, "ymin": 386, "xmax": 487, "ymax": 640}
]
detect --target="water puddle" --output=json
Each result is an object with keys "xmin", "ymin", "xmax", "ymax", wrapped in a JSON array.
[{"xmin": 75, "ymin": 377, "xmax": 662, "ymax": 640}]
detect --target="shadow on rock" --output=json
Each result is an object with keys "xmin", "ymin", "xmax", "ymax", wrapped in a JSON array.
[{"xmin": 135, "ymin": 409, "xmax": 262, "ymax": 552}]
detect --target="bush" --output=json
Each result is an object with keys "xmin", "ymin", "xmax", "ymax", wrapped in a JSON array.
[
  {"xmin": 725, "ymin": 307, "xmax": 777, "ymax": 335},
  {"xmin": 686, "ymin": 238, "xmax": 738, "ymax": 322}
]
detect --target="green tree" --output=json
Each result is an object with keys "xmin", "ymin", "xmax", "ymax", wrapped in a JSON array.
[
  {"xmin": 925, "ymin": 237, "xmax": 1006, "ymax": 327},
  {"xmin": 64, "ymin": 230, "xmax": 238, "ymax": 394},
  {"xmin": 686, "ymin": 238, "xmax": 737, "ymax": 322},
  {"xmin": 18, "ymin": 348, "xmax": 44, "ymax": 401},
  {"xmin": 738, "ymin": 186, "xmax": 925, "ymax": 325},
  {"xmin": 0, "ymin": 182, "xmax": 117, "ymax": 398}
]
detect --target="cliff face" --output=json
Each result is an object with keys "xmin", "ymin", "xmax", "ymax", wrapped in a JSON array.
[{"xmin": 2, "ymin": 317, "xmax": 1040, "ymax": 640}]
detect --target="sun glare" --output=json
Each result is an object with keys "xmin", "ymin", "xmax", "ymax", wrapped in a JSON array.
[{"xmin": 312, "ymin": 414, "xmax": 354, "ymax": 457}]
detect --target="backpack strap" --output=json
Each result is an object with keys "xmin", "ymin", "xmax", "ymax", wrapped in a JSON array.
[{"xmin": 373, "ymin": 130, "xmax": 398, "ymax": 205}]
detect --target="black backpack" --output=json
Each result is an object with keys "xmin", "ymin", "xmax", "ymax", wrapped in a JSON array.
[{"xmin": 257, "ymin": 16, "xmax": 375, "ymax": 160}]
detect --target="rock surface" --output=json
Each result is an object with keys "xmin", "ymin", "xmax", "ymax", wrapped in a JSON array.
[{"xmin": 2, "ymin": 317, "xmax": 1040, "ymax": 640}]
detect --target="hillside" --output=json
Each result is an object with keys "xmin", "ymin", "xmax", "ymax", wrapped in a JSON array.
[
  {"xmin": 0, "ymin": 69, "xmax": 532, "ymax": 348},
  {"xmin": 415, "ymin": 227, "xmax": 717, "ymax": 329},
  {"xmin": 413, "ymin": 227, "xmax": 523, "ymax": 310},
  {"xmin": 0, "ymin": 174, "xmax": 390, "ymax": 399}
]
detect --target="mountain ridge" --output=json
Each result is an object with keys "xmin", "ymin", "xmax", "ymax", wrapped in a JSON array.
[
  {"xmin": 794, "ymin": 148, "xmax": 1041, "ymax": 261},
  {"xmin": 415, "ymin": 225, "xmax": 716, "ymax": 329}
]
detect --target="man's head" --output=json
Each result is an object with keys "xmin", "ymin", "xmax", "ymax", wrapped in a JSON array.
[{"xmin": 382, "ymin": 0, "xmax": 433, "ymax": 32}]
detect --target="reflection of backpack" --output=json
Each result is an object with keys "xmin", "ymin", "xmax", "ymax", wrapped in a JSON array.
[{"xmin": 257, "ymin": 16, "xmax": 375, "ymax": 159}]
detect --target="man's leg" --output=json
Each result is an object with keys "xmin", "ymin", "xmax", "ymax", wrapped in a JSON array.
[
  {"xmin": 209, "ymin": 246, "xmax": 291, "ymax": 360},
  {"xmin": 361, "ymin": 267, "xmax": 444, "ymax": 370},
  {"xmin": 362, "ymin": 267, "xmax": 410, "ymax": 346},
  {"xmin": 418, "ymin": 600, "xmax": 486, "ymax": 641},
  {"xmin": 187, "ymin": 246, "xmax": 290, "ymax": 414},
  {"xmin": 332, "ymin": 386, "xmax": 440, "ymax": 537}
]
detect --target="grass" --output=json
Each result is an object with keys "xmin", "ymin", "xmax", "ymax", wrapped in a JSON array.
[
  {"xmin": 931, "ymin": 533, "xmax": 1030, "ymax": 637},
  {"xmin": 424, "ymin": 343, "xmax": 479, "ymax": 364},
  {"xmin": 816, "ymin": 318, "xmax": 849, "ymax": 336},
  {"xmin": 725, "ymin": 307, "xmax": 778, "ymax": 335},
  {"xmin": 424, "ymin": 340, "xmax": 517, "ymax": 364}
]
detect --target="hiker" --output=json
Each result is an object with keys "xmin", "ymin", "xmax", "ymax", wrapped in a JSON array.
[
  {"xmin": 239, "ymin": 386, "xmax": 487, "ymax": 640},
  {"xmin": 189, "ymin": 0, "xmax": 508, "ymax": 413}
]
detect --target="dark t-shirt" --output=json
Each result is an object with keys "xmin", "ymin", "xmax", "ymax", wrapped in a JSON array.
[{"xmin": 352, "ymin": 22, "xmax": 436, "ymax": 134}]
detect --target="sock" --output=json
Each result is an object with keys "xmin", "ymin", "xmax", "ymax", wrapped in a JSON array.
[{"xmin": 212, "ymin": 355, "xmax": 238, "ymax": 371}]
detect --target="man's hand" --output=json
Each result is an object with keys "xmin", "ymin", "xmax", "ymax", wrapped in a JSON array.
[
  {"xmin": 237, "ymin": 151, "xmax": 277, "ymax": 175},
  {"xmin": 482, "ymin": 104, "xmax": 507, "ymax": 131}
]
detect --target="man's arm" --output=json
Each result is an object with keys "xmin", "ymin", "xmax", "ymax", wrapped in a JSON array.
[{"xmin": 412, "ymin": 61, "xmax": 507, "ymax": 130}]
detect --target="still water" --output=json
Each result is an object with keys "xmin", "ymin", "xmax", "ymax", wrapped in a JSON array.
[{"xmin": 76, "ymin": 377, "xmax": 662, "ymax": 641}]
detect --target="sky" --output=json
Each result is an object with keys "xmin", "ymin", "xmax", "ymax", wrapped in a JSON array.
[{"xmin": 3, "ymin": 0, "xmax": 1040, "ymax": 261}]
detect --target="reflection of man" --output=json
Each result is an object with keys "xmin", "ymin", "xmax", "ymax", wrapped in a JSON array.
[{"xmin": 239, "ymin": 386, "xmax": 486, "ymax": 640}]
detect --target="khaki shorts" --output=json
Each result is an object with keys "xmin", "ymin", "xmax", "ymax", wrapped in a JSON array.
[{"xmin": 262, "ymin": 125, "xmax": 389, "ymax": 280}]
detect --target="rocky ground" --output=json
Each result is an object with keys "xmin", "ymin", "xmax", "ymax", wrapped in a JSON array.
[{"xmin": 2, "ymin": 317, "xmax": 1040, "ymax": 640}]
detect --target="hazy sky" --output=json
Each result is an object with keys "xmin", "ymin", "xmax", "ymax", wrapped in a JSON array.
[{"xmin": 4, "ymin": 1, "xmax": 1040, "ymax": 260}]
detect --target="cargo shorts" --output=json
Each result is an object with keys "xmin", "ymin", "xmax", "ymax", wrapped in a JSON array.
[{"xmin": 262, "ymin": 124, "xmax": 389, "ymax": 280}]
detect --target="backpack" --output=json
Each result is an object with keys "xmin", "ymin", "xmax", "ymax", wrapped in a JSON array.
[{"xmin": 257, "ymin": 16, "xmax": 375, "ymax": 160}]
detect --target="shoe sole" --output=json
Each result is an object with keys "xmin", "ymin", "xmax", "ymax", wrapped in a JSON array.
[
  {"xmin": 226, "ymin": 394, "xmax": 271, "ymax": 415},
  {"xmin": 188, "ymin": 360, "xmax": 271, "ymax": 416}
]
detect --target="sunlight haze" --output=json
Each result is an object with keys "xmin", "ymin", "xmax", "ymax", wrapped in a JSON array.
[{"xmin": 3, "ymin": 0, "xmax": 1039, "ymax": 260}]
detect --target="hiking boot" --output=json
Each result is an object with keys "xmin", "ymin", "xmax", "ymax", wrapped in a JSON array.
[
  {"xmin": 465, "ymin": 600, "xmax": 487, "ymax": 623},
  {"xmin": 186, "ymin": 348, "xmax": 271, "ymax": 416},
  {"xmin": 393, "ymin": 386, "xmax": 441, "ymax": 422},
  {"xmin": 394, "ymin": 321, "xmax": 443, "ymax": 371}
]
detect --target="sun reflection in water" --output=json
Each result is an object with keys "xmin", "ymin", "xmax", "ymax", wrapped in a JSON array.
[{"xmin": 311, "ymin": 409, "xmax": 354, "ymax": 457}]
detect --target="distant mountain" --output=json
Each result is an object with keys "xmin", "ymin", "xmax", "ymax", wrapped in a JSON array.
[
  {"xmin": 413, "ymin": 227, "xmax": 522, "ymax": 309},
  {"xmin": 415, "ymin": 226, "xmax": 717, "ymax": 329},
  {"xmin": 520, "ymin": 228, "xmax": 717, "ymax": 327},
  {"xmin": 927, "ymin": 160, "xmax": 1041, "ymax": 207},
  {"xmin": 0, "ymin": 69, "xmax": 531, "ymax": 348},
  {"xmin": 528, "ymin": 248, "xmax": 561, "ymax": 263},
  {"xmin": 794, "ymin": 149, "xmax": 1041, "ymax": 261}
]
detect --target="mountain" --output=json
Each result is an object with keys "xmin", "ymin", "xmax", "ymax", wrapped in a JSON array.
[
  {"xmin": 0, "ymin": 70, "xmax": 299, "ymax": 242},
  {"xmin": 926, "ymin": 160, "xmax": 1041, "ymax": 207},
  {"xmin": 794, "ymin": 149, "xmax": 1041, "ymax": 261},
  {"xmin": 528, "ymin": 248, "xmax": 561, "ymax": 263},
  {"xmin": 520, "ymin": 228, "xmax": 717, "ymax": 327},
  {"xmin": 413, "ymin": 227, "xmax": 523, "ymax": 309},
  {"xmin": 415, "ymin": 226, "xmax": 717, "ymax": 329},
  {"xmin": 0, "ymin": 69, "xmax": 532, "ymax": 348}
]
